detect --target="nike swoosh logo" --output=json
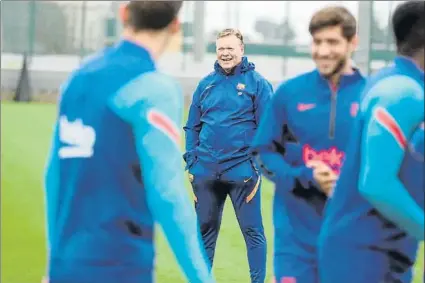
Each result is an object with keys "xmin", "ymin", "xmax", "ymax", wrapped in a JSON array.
[
  {"xmin": 244, "ymin": 177, "xmax": 252, "ymax": 183},
  {"xmin": 297, "ymin": 103, "xmax": 316, "ymax": 112}
]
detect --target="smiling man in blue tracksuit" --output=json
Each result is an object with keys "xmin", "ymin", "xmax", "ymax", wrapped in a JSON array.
[
  {"xmin": 251, "ymin": 6, "xmax": 365, "ymax": 283},
  {"xmin": 318, "ymin": 2, "xmax": 424, "ymax": 282},
  {"xmin": 183, "ymin": 28, "xmax": 272, "ymax": 283}
]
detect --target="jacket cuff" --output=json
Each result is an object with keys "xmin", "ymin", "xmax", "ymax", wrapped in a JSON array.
[
  {"xmin": 183, "ymin": 151, "xmax": 196, "ymax": 170},
  {"xmin": 297, "ymin": 166, "xmax": 315, "ymax": 188}
]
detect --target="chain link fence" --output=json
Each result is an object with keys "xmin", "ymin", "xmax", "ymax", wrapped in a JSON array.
[
  {"xmin": 2, "ymin": 1, "xmax": 112, "ymax": 57},
  {"xmin": 2, "ymin": 1, "xmax": 400, "ymax": 57},
  {"xmin": 1, "ymin": 1, "xmax": 404, "ymax": 101}
]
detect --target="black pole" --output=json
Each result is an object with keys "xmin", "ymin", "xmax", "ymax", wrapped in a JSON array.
[{"xmin": 14, "ymin": 53, "xmax": 32, "ymax": 102}]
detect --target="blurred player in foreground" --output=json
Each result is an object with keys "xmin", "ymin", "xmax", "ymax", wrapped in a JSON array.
[
  {"xmin": 43, "ymin": 1, "xmax": 214, "ymax": 283},
  {"xmin": 319, "ymin": 1, "xmax": 424, "ymax": 282},
  {"xmin": 251, "ymin": 6, "xmax": 365, "ymax": 283},
  {"xmin": 184, "ymin": 28, "xmax": 272, "ymax": 282}
]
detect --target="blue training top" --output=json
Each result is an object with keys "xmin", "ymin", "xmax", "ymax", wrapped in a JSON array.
[
  {"xmin": 44, "ymin": 40, "xmax": 213, "ymax": 283},
  {"xmin": 321, "ymin": 56, "xmax": 424, "ymax": 258},
  {"xmin": 251, "ymin": 67, "xmax": 365, "ymax": 256},
  {"xmin": 183, "ymin": 57, "xmax": 273, "ymax": 175}
]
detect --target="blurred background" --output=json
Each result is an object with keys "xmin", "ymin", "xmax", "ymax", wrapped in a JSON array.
[{"xmin": 1, "ymin": 0, "xmax": 405, "ymax": 102}]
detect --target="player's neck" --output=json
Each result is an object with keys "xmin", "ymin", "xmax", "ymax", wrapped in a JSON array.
[
  {"xmin": 412, "ymin": 52, "xmax": 424, "ymax": 71},
  {"xmin": 329, "ymin": 62, "xmax": 354, "ymax": 86},
  {"xmin": 121, "ymin": 29, "xmax": 169, "ymax": 61}
]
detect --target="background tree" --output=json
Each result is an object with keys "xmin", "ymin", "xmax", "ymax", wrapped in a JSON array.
[
  {"xmin": 254, "ymin": 19, "xmax": 278, "ymax": 41},
  {"xmin": 254, "ymin": 18, "xmax": 296, "ymax": 43},
  {"xmin": 275, "ymin": 19, "xmax": 296, "ymax": 44},
  {"xmin": 2, "ymin": 1, "xmax": 71, "ymax": 54}
]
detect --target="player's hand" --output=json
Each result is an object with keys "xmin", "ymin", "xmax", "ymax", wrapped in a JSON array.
[
  {"xmin": 307, "ymin": 160, "xmax": 338, "ymax": 196},
  {"xmin": 188, "ymin": 173, "xmax": 194, "ymax": 183}
]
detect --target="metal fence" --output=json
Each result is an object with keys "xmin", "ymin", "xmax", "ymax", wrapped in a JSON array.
[
  {"xmin": 1, "ymin": 0, "xmax": 405, "ymax": 99},
  {"xmin": 2, "ymin": 1, "xmax": 400, "ymax": 57},
  {"xmin": 2, "ymin": 1, "xmax": 113, "ymax": 57}
]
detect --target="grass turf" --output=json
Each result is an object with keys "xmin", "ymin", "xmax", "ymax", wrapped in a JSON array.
[{"xmin": 1, "ymin": 102, "xmax": 423, "ymax": 283}]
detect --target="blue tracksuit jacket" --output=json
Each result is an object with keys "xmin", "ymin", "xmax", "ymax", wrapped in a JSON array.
[
  {"xmin": 183, "ymin": 56, "xmax": 272, "ymax": 175},
  {"xmin": 319, "ymin": 56, "xmax": 424, "ymax": 283},
  {"xmin": 400, "ymin": 122, "xmax": 424, "ymax": 207},
  {"xmin": 44, "ymin": 40, "xmax": 213, "ymax": 283},
  {"xmin": 251, "ymin": 68, "xmax": 366, "ymax": 256}
]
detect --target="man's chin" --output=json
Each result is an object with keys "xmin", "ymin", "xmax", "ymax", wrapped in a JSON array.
[
  {"xmin": 319, "ymin": 69, "xmax": 334, "ymax": 78},
  {"xmin": 220, "ymin": 63, "xmax": 235, "ymax": 71}
]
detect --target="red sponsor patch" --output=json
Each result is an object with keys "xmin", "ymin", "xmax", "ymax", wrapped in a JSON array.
[
  {"xmin": 281, "ymin": 277, "xmax": 297, "ymax": 283},
  {"xmin": 147, "ymin": 109, "xmax": 181, "ymax": 146},
  {"xmin": 350, "ymin": 102, "xmax": 359, "ymax": 117},
  {"xmin": 374, "ymin": 107, "xmax": 407, "ymax": 149},
  {"xmin": 303, "ymin": 144, "xmax": 345, "ymax": 175}
]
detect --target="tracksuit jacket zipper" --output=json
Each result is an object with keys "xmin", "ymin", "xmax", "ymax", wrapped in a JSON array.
[{"xmin": 329, "ymin": 83, "xmax": 338, "ymax": 139}]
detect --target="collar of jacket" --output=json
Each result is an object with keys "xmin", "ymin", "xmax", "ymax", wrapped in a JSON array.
[
  {"xmin": 214, "ymin": 56, "xmax": 255, "ymax": 76},
  {"xmin": 313, "ymin": 67, "xmax": 365, "ymax": 94},
  {"xmin": 394, "ymin": 55, "xmax": 424, "ymax": 83},
  {"xmin": 115, "ymin": 39, "xmax": 156, "ymax": 69}
]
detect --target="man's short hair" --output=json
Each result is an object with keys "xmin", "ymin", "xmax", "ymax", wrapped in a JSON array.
[
  {"xmin": 309, "ymin": 6, "xmax": 357, "ymax": 40},
  {"xmin": 217, "ymin": 28, "xmax": 244, "ymax": 44},
  {"xmin": 392, "ymin": 1, "xmax": 425, "ymax": 56},
  {"xmin": 126, "ymin": 1, "xmax": 183, "ymax": 31}
]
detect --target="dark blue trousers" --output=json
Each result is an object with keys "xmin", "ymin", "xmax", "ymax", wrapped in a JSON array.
[{"xmin": 190, "ymin": 160, "xmax": 267, "ymax": 283}]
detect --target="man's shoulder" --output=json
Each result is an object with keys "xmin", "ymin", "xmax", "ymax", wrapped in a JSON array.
[
  {"xmin": 117, "ymin": 71, "xmax": 181, "ymax": 105},
  {"xmin": 79, "ymin": 47, "xmax": 110, "ymax": 67},
  {"xmin": 274, "ymin": 70, "xmax": 316, "ymax": 95},
  {"xmin": 249, "ymin": 69, "xmax": 270, "ymax": 83},
  {"xmin": 76, "ymin": 48, "xmax": 113, "ymax": 75},
  {"xmin": 198, "ymin": 71, "xmax": 217, "ymax": 87},
  {"xmin": 361, "ymin": 74, "xmax": 424, "ymax": 116},
  {"xmin": 367, "ymin": 74, "xmax": 423, "ymax": 103}
]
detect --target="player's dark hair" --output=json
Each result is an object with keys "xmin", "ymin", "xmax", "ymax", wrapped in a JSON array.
[
  {"xmin": 392, "ymin": 1, "xmax": 425, "ymax": 57},
  {"xmin": 126, "ymin": 1, "xmax": 183, "ymax": 31},
  {"xmin": 309, "ymin": 6, "xmax": 357, "ymax": 41}
]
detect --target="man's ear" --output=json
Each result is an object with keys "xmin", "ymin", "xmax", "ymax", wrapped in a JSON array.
[
  {"xmin": 349, "ymin": 34, "xmax": 359, "ymax": 53},
  {"xmin": 119, "ymin": 2, "xmax": 129, "ymax": 26},
  {"xmin": 168, "ymin": 18, "xmax": 181, "ymax": 35}
]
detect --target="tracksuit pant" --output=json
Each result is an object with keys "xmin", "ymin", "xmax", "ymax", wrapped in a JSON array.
[{"xmin": 190, "ymin": 160, "xmax": 267, "ymax": 283}]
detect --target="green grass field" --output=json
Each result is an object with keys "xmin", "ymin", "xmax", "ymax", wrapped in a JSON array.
[{"xmin": 1, "ymin": 102, "xmax": 423, "ymax": 283}]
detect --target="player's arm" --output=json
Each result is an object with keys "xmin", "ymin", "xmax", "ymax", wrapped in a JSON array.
[
  {"xmin": 43, "ymin": 75, "xmax": 76, "ymax": 265},
  {"xmin": 251, "ymin": 84, "xmax": 314, "ymax": 189},
  {"xmin": 44, "ymin": 122, "xmax": 59, "ymax": 241},
  {"xmin": 183, "ymin": 83, "xmax": 203, "ymax": 170},
  {"xmin": 254, "ymin": 78, "xmax": 273, "ymax": 125},
  {"xmin": 359, "ymin": 77, "xmax": 424, "ymax": 241},
  {"xmin": 109, "ymin": 72, "xmax": 214, "ymax": 283}
]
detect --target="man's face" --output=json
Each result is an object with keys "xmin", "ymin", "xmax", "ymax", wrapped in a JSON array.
[
  {"xmin": 311, "ymin": 25, "xmax": 357, "ymax": 78},
  {"xmin": 216, "ymin": 35, "xmax": 244, "ymax": 72}
]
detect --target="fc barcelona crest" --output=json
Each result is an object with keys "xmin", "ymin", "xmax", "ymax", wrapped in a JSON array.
[
  {"xmin": 237, "ymin": 83, "xmax": 245, "ymax": 90},
  {"xmin": 237, "ymin": 83, "xmax": 245, "ymax": 96}
]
